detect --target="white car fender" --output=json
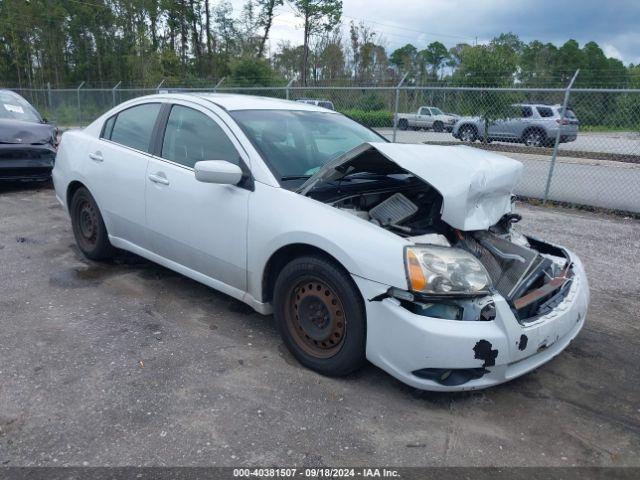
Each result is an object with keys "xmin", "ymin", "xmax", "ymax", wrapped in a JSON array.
[{"xmin": 245, "ymin": 182, "xmax": 409, "ymax": 306}]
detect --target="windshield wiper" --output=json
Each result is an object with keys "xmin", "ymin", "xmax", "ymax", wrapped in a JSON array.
[{"xmin": 280, "ymin": 175, "xmax": 311, "ymax": 181}]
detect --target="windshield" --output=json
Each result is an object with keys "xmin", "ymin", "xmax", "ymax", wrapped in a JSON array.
[
  {"xmin": 231, "ymin": 110, "xmax": 385, "ymax": 181},
  {"xmin": 0, "ymin": 91, "xmax": 41, "ymax": 123}
]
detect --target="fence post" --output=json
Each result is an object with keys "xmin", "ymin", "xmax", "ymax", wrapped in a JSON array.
[
  {"xmin": 285, "ymin": 79, "xmax": 295, "ymax": 100},
  {"xmin": 76, "ymin": 81, "xmax": 85, "ymax": 126},
  {"xmin": 111, "ymin": 81, "xmax": 121, "ymax": 107},
  {"xmin": 543, "ymin": 69, "xmax": 579, "ymax": 204},
  {"xmin": 47, "ymin": 82, "xmax": 52, "ymax": 110},
  {"xmin": 214, "ymin": 77, "xmax": 225, "ymax": 93},
  {"xmin": 156, "ymin": 79, "xmax": 165, "ymax": 94},
  {"xmin": 392, "ymin": 72, "xmax": 409, "ymax": 143}
]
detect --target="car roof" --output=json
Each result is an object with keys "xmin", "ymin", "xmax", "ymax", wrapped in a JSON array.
[{"xmin": 154, "ymin": 93, "xmax": 335, "ymax": 112}]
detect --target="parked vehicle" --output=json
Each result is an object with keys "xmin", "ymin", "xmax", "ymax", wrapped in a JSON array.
[
  {"xmin": 452, "ymin": 103, "xmax": 579, "ymax": 147},
  {"xmin": 53, "ymin": 94, "xmax": 589, "ymax": 391},
  {"xmin": 396, "ymin": 106, "xmax": 458, "ymax": 132},
  {"xmin": 296, "ymin": 98, "xmax": 335, "ymax": 110},
  {"xmin": 0, "ymin": 89, "xmax": 57, "ymax": 182}
]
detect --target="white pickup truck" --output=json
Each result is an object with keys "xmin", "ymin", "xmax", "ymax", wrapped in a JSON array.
[{"xmin": 396, "ymin": 106, "xmax": 458, "ymax": 132}]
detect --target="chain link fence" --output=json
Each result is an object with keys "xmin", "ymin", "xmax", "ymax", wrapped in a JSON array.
[{"xmin": 8, "ymin": 84, "xmax": 640, "ymax": 214}]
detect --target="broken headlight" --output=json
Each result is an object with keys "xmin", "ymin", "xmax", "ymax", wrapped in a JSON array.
[{"xmin": 405, "ymin": 246, "xmax": 491, "ymax": 296}]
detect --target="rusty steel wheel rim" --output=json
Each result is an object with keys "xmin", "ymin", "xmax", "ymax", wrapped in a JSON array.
[
  {"xmin": 286, "ymin": 278, "xmax": 346, "ymax": 358},
  {"xmin": 76, "ymin": 199, "xmax": 99, "ymax": 248}
]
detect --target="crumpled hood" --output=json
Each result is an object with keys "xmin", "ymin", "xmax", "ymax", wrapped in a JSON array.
[
  {"xmin": 0, "ymin": 119, "xmax": 54, "ymax": 145},
  {"xmin": 299, "ymin": 142, "xmax": 523, "ymax": 231}
]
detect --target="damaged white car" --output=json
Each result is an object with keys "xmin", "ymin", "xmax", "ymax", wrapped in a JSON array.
[{"xmin": 52, "ymin": 94, "xmax": 589, "ymax": 391}]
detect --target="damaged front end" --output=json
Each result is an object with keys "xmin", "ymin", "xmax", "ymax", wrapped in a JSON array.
[
  {"xmin": 301, "ymin": 142, "xmax": 588, "ymax": 390},
  {"xmin": 301, "ymin": 142, "xmax": 573, "ymax": 324}
]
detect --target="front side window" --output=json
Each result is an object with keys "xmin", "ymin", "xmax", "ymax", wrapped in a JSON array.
[
  {"xmin": 109, "ymin": 103, "xmax": 161, "ymax": 153},
  {"xmin": 230, "ymin": 110, "xmax": 385, "ymax": 183},
  {"xmin": 430, "ymin": 107, "xmax": 444, "ymax": 115},
  {"xmin": 162, "ymin": 105, "xmax": 239, "ymax": 168}
]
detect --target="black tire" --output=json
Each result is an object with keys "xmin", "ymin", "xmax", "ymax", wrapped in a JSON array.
[
  {"xmin": 433, "ymin": 121, "xmax": 444, "ymax": 132},
  {"xmin": 273, "ymin": 255, "xmax": 366, "ymax": 377},
  {"xmin": 459, "ymin": 124, "xmax": 477, "ymax": 143},
  {"xmin": 523, "ymin": 128, "xmax": 546, "ymax": 147},
  {"xmin": 70, "ymin": 187, "xmax": 114, "ymax": 260},
  {"xmin": 398, "ymin": 119, "xmax": 409, "ymax": 131}
]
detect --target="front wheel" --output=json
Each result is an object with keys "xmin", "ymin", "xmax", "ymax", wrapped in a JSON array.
[
  {"xmin": 70, "ymin": 187, "xmax": 114, "ymax": 260},
  {"xmin": 273, "ymin": 256, "xmax": 366, "ymax": 376}
]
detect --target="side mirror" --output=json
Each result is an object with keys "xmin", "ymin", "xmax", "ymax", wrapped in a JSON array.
[{"xmin": 194, "ymin": 160, "xmax": 243, "ymax": 185}]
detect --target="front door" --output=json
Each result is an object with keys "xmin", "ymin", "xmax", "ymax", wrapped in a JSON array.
[{"xmin": 145, "ymin": 103, "xmax": 250, "ymax": 293}]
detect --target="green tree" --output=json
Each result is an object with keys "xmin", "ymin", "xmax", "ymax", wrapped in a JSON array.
[{"xmin": 290, "ymin": 0, "xmax": 343, "ymax": 85}]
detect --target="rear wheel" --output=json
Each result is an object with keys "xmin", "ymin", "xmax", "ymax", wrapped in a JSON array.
[
  {"xmin": 273, "ymin": 256, "xmax": 366, "ymax": 376},
  {"xmin": 398, "ymin": 119, "xmax": 409, "ymax": 131},
  {"xmin": 459, "ymin": 125, "xmax": 477, "ymax": 143},
  {"xmin": 70, "ymin": 187, "xmax": 114, "ymax": 260},
  {"xmin": 433, "ymin": 121, "xmax": 444, "ymax": 132},
  {"xmin": 523, "ymin": 129, "xmax": 545, "ymax": 147}
]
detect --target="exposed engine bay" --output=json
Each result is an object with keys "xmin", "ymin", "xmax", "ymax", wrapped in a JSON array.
[{"xmin": 306, "ymin": 165, "xmax": 573, "ymax": 323}]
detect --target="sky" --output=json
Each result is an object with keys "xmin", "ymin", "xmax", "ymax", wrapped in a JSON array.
[{"xmin": 230, "ymin": 0, "xmax": 640, "ymax": 65}]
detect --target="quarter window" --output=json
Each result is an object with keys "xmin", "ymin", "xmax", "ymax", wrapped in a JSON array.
[
  {"xmin": 161, "ymin": 105, "xmax": 239, "ymax": 168},
  {"xmin": 108, "ymin": 103, "xmax": 161, "ymax": 153}
]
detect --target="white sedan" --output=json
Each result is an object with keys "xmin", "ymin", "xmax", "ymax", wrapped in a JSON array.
[{"xmin": 52, "ymin": 94, "xmax": 589, "ymax": 391}]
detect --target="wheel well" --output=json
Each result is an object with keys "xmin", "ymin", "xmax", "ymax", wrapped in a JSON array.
[
  {"xmin": 261, "ymin": 244, "xmax": 347, "ymax": 303},
  {"xmin": 66, "ymin": 181, "xmax": 86, "ymax": 211}
]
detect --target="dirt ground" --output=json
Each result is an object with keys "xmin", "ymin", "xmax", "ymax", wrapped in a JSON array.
[{"xmin": 0, "ymin": 184, "xmax": 638, "ymax": 467}]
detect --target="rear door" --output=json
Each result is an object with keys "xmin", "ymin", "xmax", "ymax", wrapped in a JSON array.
[
  {"xmin": 85, "ymin": 102, "xmax": 161, "ymax": 248},
  {"xmin": 144, "ymin": 101, "xmax": 250, "ymax": 294}
]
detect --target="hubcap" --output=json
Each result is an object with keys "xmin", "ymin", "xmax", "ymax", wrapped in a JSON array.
[
  {"xmin": 287, "ymin": 279, "xmax": 346, "ymax": 358},
  {"xmin": 526, "ymin": 132, "xmax": 542, "ymax": 146},
  {"xmin": 76, "ymin": 200, "xmax": 98, "ymax": 246},
  {"xmin": 461, "ymin": 128, "xmax": 474, "ymax": 142}
]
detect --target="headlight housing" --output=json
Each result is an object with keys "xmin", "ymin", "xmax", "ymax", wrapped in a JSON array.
[{"xmin": 405, "ymin": 246, "xmax": 491, "ymax": 296}]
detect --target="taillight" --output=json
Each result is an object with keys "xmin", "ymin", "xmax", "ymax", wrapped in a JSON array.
[{"xmin": 556, "ymin": 119, "xmax": 569, "ymax": 125}]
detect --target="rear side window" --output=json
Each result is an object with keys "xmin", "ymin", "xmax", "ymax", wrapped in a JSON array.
[
  {"xmin": 521, "ymin": 106, "xmax": 533, "ymax": 118},
  {"xmin": 537, "ymin": 106, "xmax": 554, "ymax": 118},
  {"xmin": 161, "ymin": 105, "xmax": 239, "ymax": 168},
  {"xmin": 108, "ymin": 103, "xmax": 161, "ymax": 153}
]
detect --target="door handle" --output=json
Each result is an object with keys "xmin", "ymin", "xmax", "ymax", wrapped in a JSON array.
[
  {"xmin": 148, "ymin": 173, "xmax": 169, "ymax": 185},
  {"xmin": 88, "ymin": 152, "xmax": 103, "ymax": 162}
]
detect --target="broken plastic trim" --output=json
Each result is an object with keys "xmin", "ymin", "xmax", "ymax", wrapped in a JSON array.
[
  {"xmin": 373, "ymin": 287, "xmax": 495, "ymax": 322},
  {"xmin": 412, "ymin": 367, "xmax": 487, "ymax": 386}
]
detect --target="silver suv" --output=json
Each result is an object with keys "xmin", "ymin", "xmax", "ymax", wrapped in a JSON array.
[{"xmin": 452, "ymin": 104, "xmax": 579, "ymax": 147}]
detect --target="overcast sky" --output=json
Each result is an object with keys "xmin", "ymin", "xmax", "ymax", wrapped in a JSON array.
[{"xmin": 230, "ymin": 0, "xmax": 640, "ymax": 65}]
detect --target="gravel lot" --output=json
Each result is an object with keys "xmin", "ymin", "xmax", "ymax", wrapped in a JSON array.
[{"xmin": 0, "ymin": 184, "xmax": 639, "ymax": 467}]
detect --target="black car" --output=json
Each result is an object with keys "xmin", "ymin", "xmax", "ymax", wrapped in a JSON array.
[{"xmin": 0, "ymin": 89, "xmax": 57, "ymax": 182}]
